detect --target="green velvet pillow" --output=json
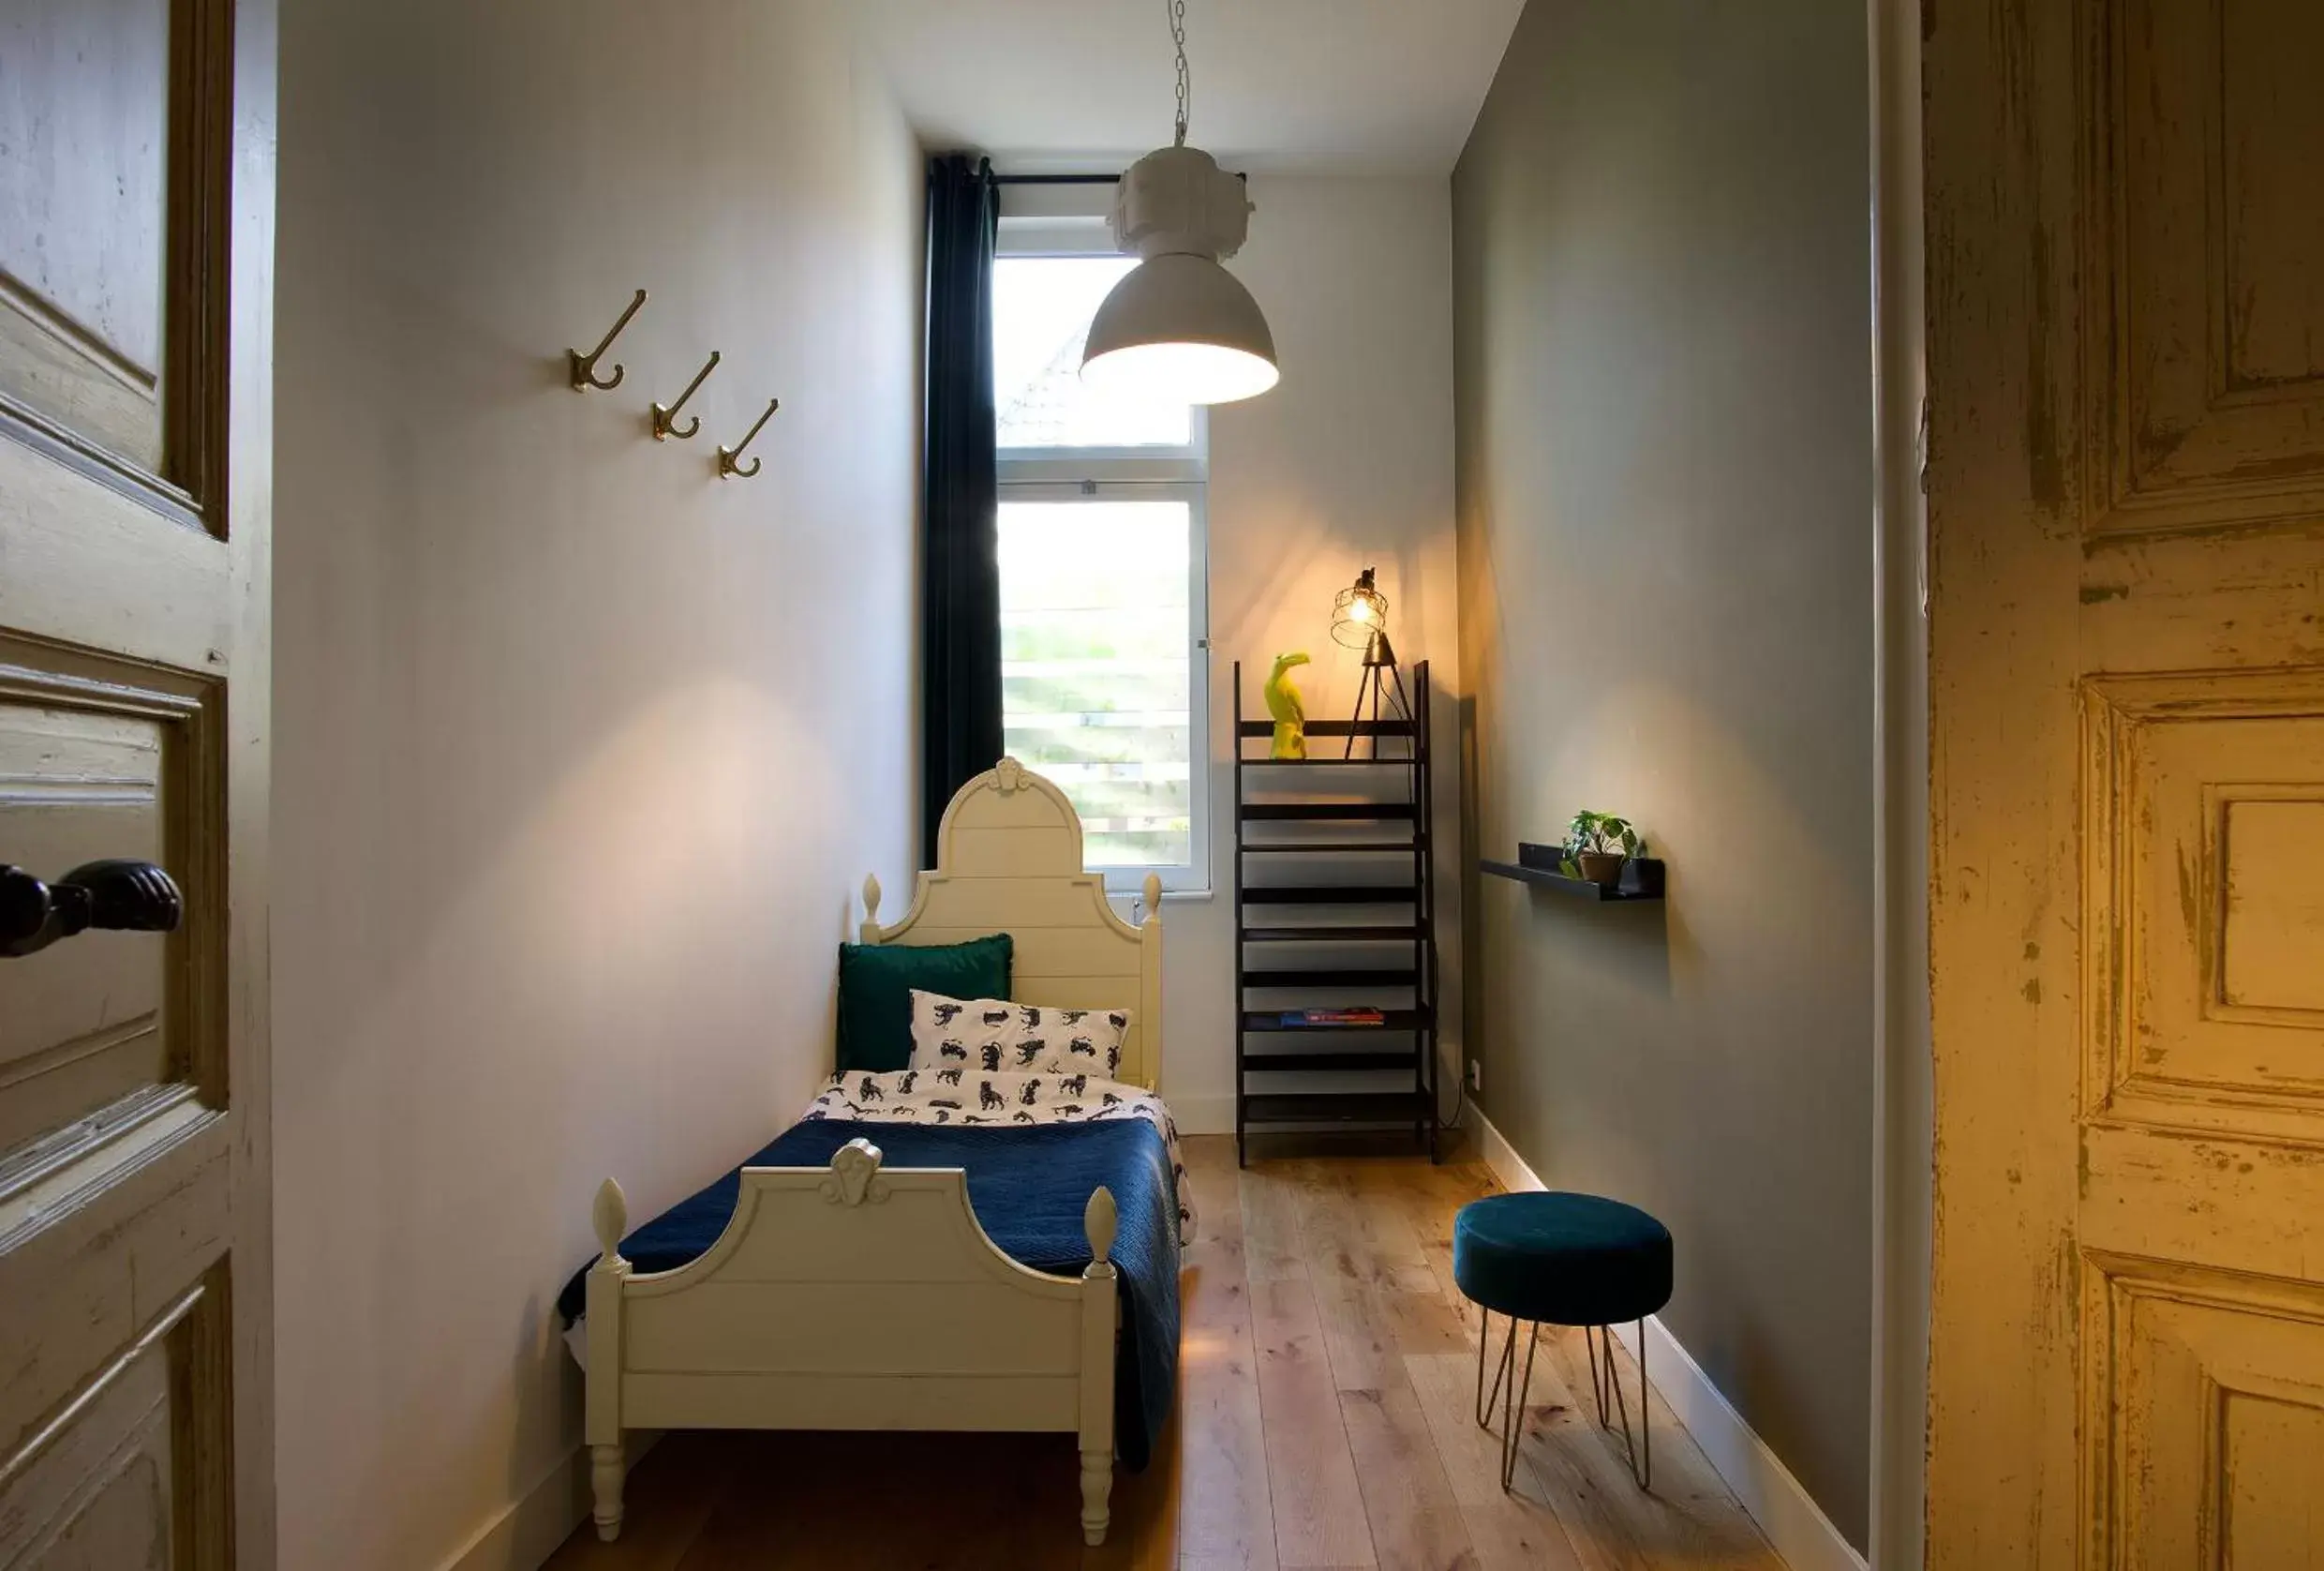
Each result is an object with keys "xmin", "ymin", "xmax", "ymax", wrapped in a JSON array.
[{"xmin": 835, "ymin": 934, "xmax": 1013, "ymax": 1073}]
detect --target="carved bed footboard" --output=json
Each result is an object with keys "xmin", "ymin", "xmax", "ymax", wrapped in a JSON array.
[{"xmin": 584, "ymin": 1138, "xmax": 1122, "ymax": 1546}]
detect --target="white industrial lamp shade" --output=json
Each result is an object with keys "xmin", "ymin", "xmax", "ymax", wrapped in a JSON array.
[
  {"xmin": 1080, "ymin": 254, "xmax": 1279, "ymax": 405},
  {"xmin": 1081, "ymin": 145, "xmax": 1279, "ymax": 406}
]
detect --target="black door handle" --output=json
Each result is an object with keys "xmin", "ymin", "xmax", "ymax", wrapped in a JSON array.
[{"xmin": 0, "ymin": 860, "xmax": 184, "ymax": 959}]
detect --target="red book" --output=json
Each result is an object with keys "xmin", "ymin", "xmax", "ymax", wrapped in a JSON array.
[{"xmin": 1283, "ymin": 1008, "xmax": 1388, "ymax": 1026}]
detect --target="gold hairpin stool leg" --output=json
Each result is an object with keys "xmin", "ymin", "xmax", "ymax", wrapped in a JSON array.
[
  {"xmin": 1583, "ymin": 1322, "xmax": 1652, "ymax": 1490},
  {"xmin": 1473, "ymin": 1309, "xmax": 1541, "ymax": 1492}
]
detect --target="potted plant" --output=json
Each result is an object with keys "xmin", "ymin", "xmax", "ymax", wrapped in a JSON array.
[{"xmin": 1564, "ymin": 811, "xmax": 1642, "ymax": 886}]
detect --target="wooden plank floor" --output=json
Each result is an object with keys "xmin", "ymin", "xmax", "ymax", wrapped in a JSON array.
[{"xmin": 544, "ymin": 1133, "xmax": 1787, "ymax": 1571}]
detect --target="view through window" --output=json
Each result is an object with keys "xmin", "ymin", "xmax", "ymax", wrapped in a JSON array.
[
  {"xmin": 992, "ymin": 250, "xmax": 1207, "ymax": 884},
  {"xmin": 995, "ymin": 256, "xmax": 1193, "ymax": 449}
]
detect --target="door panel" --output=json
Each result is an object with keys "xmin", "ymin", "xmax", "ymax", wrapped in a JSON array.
[
  {"xmin": 0, "ymin": 0, "xmax": 271, "ymax": 1562},
  {"xmin": 0, "ymin": 1267, "xmax": 231, "ymax": 1571},
  {"xmin": 0, "ymin": 0, "xmax": 171, "ymax": 475},
  {"xmin": 2221, "ymin": 5, "xmax": 2324, "ymax": 395},
  {"xmin": 0, "ymin": 0, "xmax": 235, "ymax": 522},
  {"xmin": 2085, "ymin": 673, "xmax": 2324, "ymax": 1142},
  {"xmin": 0, "ymin": 683, "xmax": 175, "ymax": 1160},
  {"xmin": 1927, "ymin": 0, "xmax": 2324, "ymax": 1563},
  {"xmin": 2091, "ymin": 0, "xmax": 2324, "ymax": 539},
  {"xmin": 2, "ymin": 1323, "xmax": 177, "ymax": 1570},
  {"xmin": 2087, "ymin": 1258, "xmax": 2324, "ymax": 1570}
]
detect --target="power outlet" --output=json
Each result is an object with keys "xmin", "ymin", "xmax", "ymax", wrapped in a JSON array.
[{"xmin": 1467, "ymin": 1059, "xmax": 1482, "ymax": 1094}]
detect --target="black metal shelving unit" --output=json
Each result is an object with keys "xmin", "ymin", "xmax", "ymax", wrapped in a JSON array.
[{"xmin": 1232, "ymin": 659, "xmax": 1438, "ymax": 1166}]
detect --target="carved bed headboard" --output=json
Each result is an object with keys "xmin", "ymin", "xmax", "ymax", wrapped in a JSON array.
[{"xmin": 859, "ymin": 758, "xmax": 1164, "ymax": 1091}]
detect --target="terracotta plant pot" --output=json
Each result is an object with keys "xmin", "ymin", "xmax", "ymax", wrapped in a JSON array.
[{"xmin": 1574, "ymin": 851, "xmax": 1627, "ymax": 886}]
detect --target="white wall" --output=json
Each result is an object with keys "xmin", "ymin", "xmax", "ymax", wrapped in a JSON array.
[
  {"xmin": 1168, "ymin": 174, "xmax": 1463, "ymax": 1131},
  {"xmin": 270, "ymin": 3, "xmax": 922, "ymax": 1567}
]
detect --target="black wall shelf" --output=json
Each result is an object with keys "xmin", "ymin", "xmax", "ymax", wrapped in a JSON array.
[{"xmin": 1481, "ymin": 845, "xmax": 1666, "ymax": 903}]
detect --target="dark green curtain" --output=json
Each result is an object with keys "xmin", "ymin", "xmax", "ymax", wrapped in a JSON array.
[{"xmin": 920, "ymin": 154, "xmax": 1003, "ymax": 861}]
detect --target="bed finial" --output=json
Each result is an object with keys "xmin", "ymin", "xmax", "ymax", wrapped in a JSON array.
[
  {"xmin": 995, "ymin": 756, "xmax": 1027, "ymax": 793},
  {"xmin": 1083, "ymin": 1185, "xmax": 1119, "ymax": 1264},
  {"xmin": 1140, "ymin": 873, "xmax": 1162, "ymax": 927},
  {"xmin": 821, "ymin": 1138, "xmax": 889, "ymax": 1206},
  {"xmin": 592, "ymin": 1177, "xmax": 629, "ymax": 1264},
  {"xmin": 860, "ymin": 874, "xmax": 882, "ymax": 943}
]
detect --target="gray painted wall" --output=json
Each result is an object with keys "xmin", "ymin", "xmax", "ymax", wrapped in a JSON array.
[{"xmin": 1451, "ymin": 0, "xmax": 1875, "ymax": 1548}]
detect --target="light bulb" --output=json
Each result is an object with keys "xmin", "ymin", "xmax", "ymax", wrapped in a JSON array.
[{"xmin": 1080, "ymin": 338, "xmax": 1279, "ymax": 407}]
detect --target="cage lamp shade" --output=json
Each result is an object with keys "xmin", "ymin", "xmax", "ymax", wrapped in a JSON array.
[
  {"xmin": 1081, "ymin": 145, "xmax": 1279, "ymax": 406},
  {"xmin": 1332, "ymin": 567, "xmax": 1394, "ymax": 664}
]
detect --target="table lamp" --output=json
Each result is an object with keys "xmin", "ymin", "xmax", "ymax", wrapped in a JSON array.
[{"xmin": 1330, "ymin": 566, "xmax": 1410, "ymax": 756}]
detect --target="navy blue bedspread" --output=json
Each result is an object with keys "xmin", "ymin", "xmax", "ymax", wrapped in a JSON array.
[{"xmin": 557, "ymin": 1117, "xmax": 1181, "ymax": 1470}]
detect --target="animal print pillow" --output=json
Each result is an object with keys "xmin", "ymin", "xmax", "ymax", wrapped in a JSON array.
[{"xmin": 906, "ymin": 991, "xmax": 1132, "ymax": 1081}]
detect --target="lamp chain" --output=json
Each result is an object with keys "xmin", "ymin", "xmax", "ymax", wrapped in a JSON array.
[{"xmin": 1168, "ymin": 0, "xmax": 1190, "ymax": 146}]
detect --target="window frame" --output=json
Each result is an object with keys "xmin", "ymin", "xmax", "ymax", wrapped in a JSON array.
[{"xmin": 991, "ymin": 222, "xmax": 1214, "ymax": 894}]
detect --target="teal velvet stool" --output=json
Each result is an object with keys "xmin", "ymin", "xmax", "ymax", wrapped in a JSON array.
[{"xmin": 1452, "ymin": 1191, "xmax": 1672, "ymax": 1491}]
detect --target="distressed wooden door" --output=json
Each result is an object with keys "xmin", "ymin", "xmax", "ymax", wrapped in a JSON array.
[
  {"xmin": 0, "ymin": 0, "xmax": 275, "ymax": 1565},
  {"xmin": 1925, "ymin": 0, "xmax": 2324, "ymax": 1564}
]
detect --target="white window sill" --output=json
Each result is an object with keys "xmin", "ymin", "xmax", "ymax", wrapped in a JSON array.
[{"xmin": 1106, "ymin": 886, "xmax": 1214, "ymax": 909}]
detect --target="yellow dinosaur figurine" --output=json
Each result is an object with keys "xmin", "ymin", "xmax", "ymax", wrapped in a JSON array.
[{"xmin": 1264, "ymin": 651, "xmax": 1312, "ymax": 760}]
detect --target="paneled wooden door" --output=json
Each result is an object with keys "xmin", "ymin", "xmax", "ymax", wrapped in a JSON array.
[
  {"xmin": 1926, "ymin": 0, "xmax": 2324, "ymax": 1564},
  {"xmin": 0, "ymin": 0, "xmax": 276, "ymax": 1565}
]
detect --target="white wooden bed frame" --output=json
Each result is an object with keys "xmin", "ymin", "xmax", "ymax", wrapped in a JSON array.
[{"xmin": 582, "ymin": 758, "xmax": 1164, "ymax": 1547}]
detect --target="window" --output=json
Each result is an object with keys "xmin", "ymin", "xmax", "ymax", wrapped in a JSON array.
[
  {"xmin": 994, "ymin": 257, "xmax": 1192, "ymax": 451},
  {"xmin": 993, "ymin": 232, "xmax": 1210, "ymax": 890}
]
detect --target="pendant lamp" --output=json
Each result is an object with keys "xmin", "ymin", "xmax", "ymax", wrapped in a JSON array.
[{"xmin": 1081, "ymin": 1, "xmax": 1279, "ymax": 405}]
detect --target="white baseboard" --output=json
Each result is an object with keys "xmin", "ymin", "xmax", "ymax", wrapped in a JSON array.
[
  {"xmin": 1606, "ymin": 1318, "xmax": 1865, "ymax": 1571},
  {"xmin": 1471, "ymin": 1098, "xmax": 1547, "ymax": 1192},
  {"xmin": 1466, "ymin": 1102, "xmax": 1866, "ymax": 1571},
  {"xmin": 438, "ymin": 1431, "xmax": 660, "ymax": 1571}
]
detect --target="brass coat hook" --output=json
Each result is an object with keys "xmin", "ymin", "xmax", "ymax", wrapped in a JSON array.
[
  {"xmin": 568, "ymin": 288, "xmax": 648, "ymax": 392},
  {"xmin": 717, "ymin": 397, "xmax": 780, "ymax": 479},
  {"xmin": 651, "ymin": 351, "xmax": 721, "ymax": 440}
]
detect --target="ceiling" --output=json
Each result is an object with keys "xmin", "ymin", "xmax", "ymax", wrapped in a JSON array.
[{"xmin": 847, "ymin": 0, "xmax": 1528, "ymax": 175}]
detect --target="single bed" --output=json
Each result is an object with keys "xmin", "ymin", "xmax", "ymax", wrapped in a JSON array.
[{"xmin": 570, "ymin": 758, "xmax": 1169, "ymax": 1548}]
